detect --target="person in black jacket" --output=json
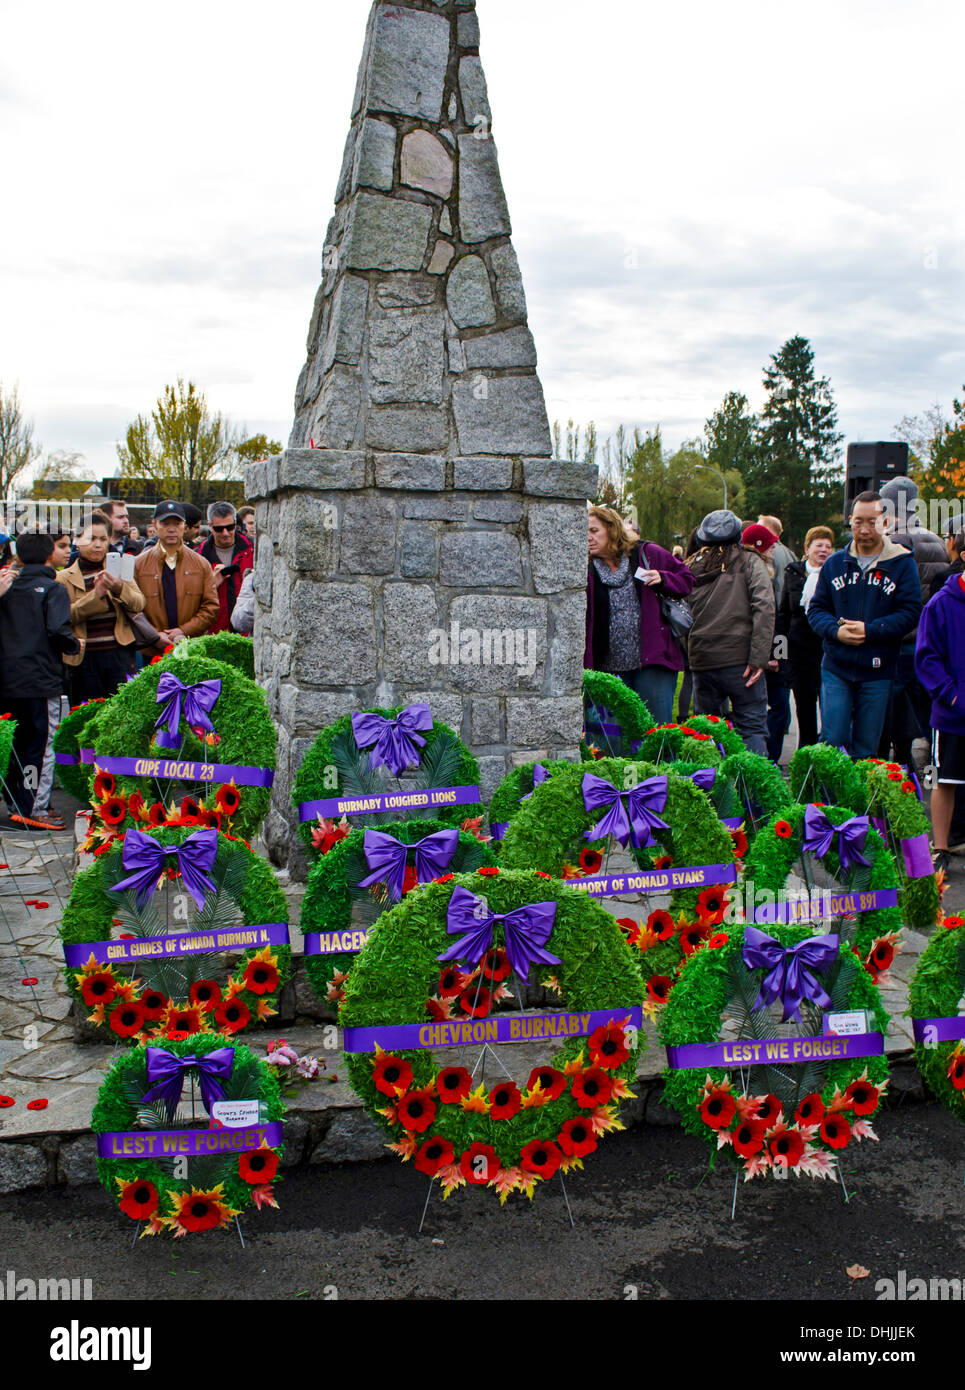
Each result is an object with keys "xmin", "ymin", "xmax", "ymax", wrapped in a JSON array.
[
  {"xmin": 777, "ymin": 526, "xmax": 834, "ymax": 749},
  {"xmin": 0, "ymin": 532, "xmax": 80, "ymax": 829},
  {"xmin": 928, "ymin": 526, "xmax": 965, "ymax": 600}
]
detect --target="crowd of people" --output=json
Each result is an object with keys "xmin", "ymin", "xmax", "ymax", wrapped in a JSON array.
[
  {"xmin": 586, "ymin": 479, "xmax": 965, "ymax": 871},
  {"xmin": 0, "ymin": 498, "xmax": 256, "ymax": 830}
]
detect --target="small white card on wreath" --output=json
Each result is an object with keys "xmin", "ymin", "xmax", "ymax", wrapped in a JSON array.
[
  {"xmin": 210, "ymin": 1099, "xmax": 264, "ymax": 1129},
  {"xmin": 823, "ymin": 1010, "xmax": 872, "ymax": 1037}
]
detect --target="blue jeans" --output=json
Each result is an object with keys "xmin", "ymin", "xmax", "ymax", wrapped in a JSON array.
[
  {"xmin": 618, "ymin": 666, "xmax": 678, "ymax": 726},
  {"xmin": 820, "ymin": 668, "xmax": 893, "ymax": 760},
  {"xmin": 692, "ymin": 665, "xmax": 768, "ymax": 756}
]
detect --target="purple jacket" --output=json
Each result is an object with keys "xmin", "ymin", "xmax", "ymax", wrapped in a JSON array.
[
  {"xmin": 585, "ymin": 541, "xmax": 695, "ymax": 673},
  {"xmin": 915, "ymin": 572, "xmax": 965, "ymax": 735}
]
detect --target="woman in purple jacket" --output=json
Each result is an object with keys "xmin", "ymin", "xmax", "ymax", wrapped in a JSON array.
[{"xmin": 585, "ymin": 506, "xmax": 695, "ymax": 724}]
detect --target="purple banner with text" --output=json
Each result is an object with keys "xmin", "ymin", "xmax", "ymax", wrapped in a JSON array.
[
  {"xmin": 343, "ymin": 1005, "xmax": 643, "ymax": 1054},
  {"xmin": 751, "ymin": 888, "xmax": 898, "ymax": 924},
  {"xmin": 64, "ymin": 923, "xmax": 289, "ymax": 970},
  {"xmin": 97, "ymin": 1120, "xmax": 283, "ymax": 1159},
  {"xmin": 304, "ymin": 927, "xmax": 372, "ymax": 958},
  {"xmin": 297, "ymin": 784, "xmax": 481, "ymax": 823},
  {"xmin": 666, "ymin": 1032, "xmax": 885, "ymax": 1070},
  {"xmin": 563, "ymin": 863, "xmax": 736, "ymax": 896},
  {"xmin": 79, "ymin": 750, "xmax": 274, "ymax": 788}
]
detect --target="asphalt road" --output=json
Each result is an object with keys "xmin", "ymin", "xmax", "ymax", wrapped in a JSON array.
[{"xmin": 2, "ymin": 1095, "xmax": 964, "ymax": 1305}]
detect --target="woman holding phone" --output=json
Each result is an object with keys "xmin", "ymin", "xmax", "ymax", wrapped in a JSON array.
[
  {"xmin": 585, "ymin": 505, "xmax": 695, "ymax": 724},
  {"xmin": 57, "ymin": 510, "xmax": 146, "ymax": 702}
]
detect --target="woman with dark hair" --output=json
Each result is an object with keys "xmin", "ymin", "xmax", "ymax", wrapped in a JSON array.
[{"xmin": 585, "ymin": 506, "xmax": 695, "ymax": 724}]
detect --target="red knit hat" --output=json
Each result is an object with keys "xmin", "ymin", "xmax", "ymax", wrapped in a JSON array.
[{"xmin": 742, "ymin": 523, "xmax": 777, "ymax": 555}]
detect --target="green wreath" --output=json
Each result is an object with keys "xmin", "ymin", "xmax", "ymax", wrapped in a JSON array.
[
  {"xmin": 293, "ymin": 707, "xmax": 485, "ymax": 858},
  {"xmin": 790, "ymin": 747, "xmax": 939, "ymax": 932},
  {"xmin": 342, "ymin": 868, "xmax": 644, "ymax": 1201},
  {"xmin": 0, "ymin": 713, "xmax": 16, "ymax": 785},
  {"xmin": 61, "ymin": 825, "xmax": 290, "ymax": 1040},
  {"xmin": 741, "ymin": 803, "xmax": 902, "ymax": 962},
  {"xmin": 659, "ymin": 921, "xmax": 890, "ymax": 1180},
  {"xmin": 716, "ymin": 751, "xmax": 789, "ymax": 840},
  {"xmin": 82, "ymin": 654, "xmax": 276, "ymax": 842},
  {"xmin": 92, "ymin": 1033, "xmax": 285, "ymax": 1236},
  {"xmin": 299, "ymin": 820, "xmax": 497, "ymax": 1007},
  {"xmin": 487, "ymin": 759, "xmax": 575, "ymax": 842},
  {"xmin": 173, "ymin": 632, "xmax": 255, "ymax": 679},
  {"xmin": 909, "ymin": 912, "xmax": 965, "ymax": 1120},
  {"xmin": 581, "ymin": 670, "xmax": 653, "ymax": 760},
  {"xmin": 53, "ymin": 699, "xmax": 110, "ymax": 802},
  {"xmin": 636, "ymin": 716, "xmax": 746, "ymax": 763}
]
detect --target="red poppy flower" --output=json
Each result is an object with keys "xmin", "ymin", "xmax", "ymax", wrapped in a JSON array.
[
  {"xmin": 700, "ymin": 1088, "xmax": 736, "ymax": 1129},
  {"xmin": 769, "ymin": 1127, "xmax": 805, "ymax": 1167},
  {"xmin": 127, "ymin": 790, "xmax": 145, "ymax": 821},
  {"xmin": 436, "ymin": 1067, "xmax": 473, "ymax": 1103},
  {"xmin": 867, "ymin": 940, "xmax": 894, "ymax": 974},
  {"xmin": 558, "ymin": 1117, "xmax": 598, "ymax": 1157},
  {"xmin": 437, "ymin": 967, "xmax": 468, "ymax": 999},
  {"xmin": 373, "ymin": 1053, "xmax": 412, "ymax": 1097},
  {"xmin": 0, "ymin": 1097, "xmax": 14, "ymax": 1108},
  {"xmin": 900, "ymin": 781, "xmax": 916, "ymax": 794},
  {"xmin": 214, "ymin": 997, "xmax": 251, "ymax": 1034},
  {"xmin": 458, "ymin": 985, "xmax": 492, "ymax": 1018},
  {"xmin": 476, "ymin": 866, "xmax": 499, "ymax": 876},
  {"xmin": 820, "ymin": 1114, "xmax": 852, "ymax": 1150},
  {"xmin": 617, "ymin": 917, "xmax": 641, "ymax": 944},
  {"xmin": 729, "ymin": 828, "xmax": 748, "ymax": 858},
  {"xmin": 534, "ymin": 870, "xmax": 552, "ymax": 879},
  {"xmin": 647, "ymin": 974, "xmax": 674, "ymax": 1004},
  {"xmin": 527, "ymin": 1066, "xmax": 567, "ymax": 1100},
  {"xmin": 947, "ymin": 1055, "xmax": 965, "ymax": 1090},
  {"xmin": 886, "ymin": 770, "xmax": 903, "ymax": 781},
  {"xmin": 696, "ymin": 886, "xmax": 729, "ymax": 925},
  {"xmin": 180, "ymin": 796, "xmax": 203, "ymax": 821},
  {"xmin": 117, "ymin": 1179, "xmax": 159, "ymax": 1220},
  {"xmin": 435, "ymin": 874, "xmax": 455, "ymax": 884},
  {"xmin": 795, "ymin": 1093, "xmax": 825, "ymax": 1126},
  {"xmin": 844, "ymin": 1079, "xmax": 880, "ymax": 1116},
  {"xmin": 775, "ymin": 820, "xmax": 793, "ymax": 839},
  {"xmin": 652, "ymin": 854, "xmax": 674, "ymax": 870},
  {"xmin": 755, "ymin": 1093, "xmax": 783, "ymax": 1127},
  {"xmin": 400, "ymin": 864, "xmax": 419, "ymax": 896},
  {"xmin": 189, "ymin": 980, "xmax": 222, "ymax": 1011},
  {"xmin": 708, "ymin": 932, "xmax": 729, "ymax": 949},
  {"xmin": 21, "ymin": 977, "xmax": 39, "ymax": 986},
  {"xmin": 731, "ymin": 1118, "xmax": 766, "ymax": 1158},
  {"xmin": 238, "ymin": 1146, "xmax": 279, "ymax": 1185},
  {"xmin": 588, "ymin": 1020, "xmax": 630, "ymax": 1069},
  {"xmin": 944, "ymin": 916, "xmax": 965, "ymax": 931},
  {"xmin": 146, "ymin": 802, "xmax": 167, "ymax": 827},
  {"xmin": 108, "ymin": 1001, "xmax": 145, "ymax": 1038},
  {"xmin": 481, "ymin": 948, "xmax": 511, "ymax": 982},
  {"xmin": 100, "ymin": 796, "xmax": 128, "ymax": 826},
  {"xmin": 165, "ymin": 1030, "xmax": 190, "ymax": 1042},
  {"xmin": 166, "ymin": 1005, "xmax": 204, "ymax": 1034},
  {"xmin": 216, "ymin": 784, "xmax": 241, "ymax": 816},
  {"xmin": 397, "ymin": 1089, "xmax": 437, "ymax": 1133},
  {"xmin": 647, "ymin": 909, "xmax": 675, "ymax": 941},
  {"xmin": 175, "ymin": 1193, "xmax": 224, "ymax": 1233},
  {"xmin": 706, "ymin": 715, "xmax": 721, "ymax": 723},
  {"xmin": 425, "ymin": 998, "xmax": 449, "ymax": 1022},
  {"xmin": 572, "ymin": 1067, "xmax": 614, "ymax": 1109},
  {"xmin": 243, "ymin": 959, "xmax": 280, "ymax": 996},
  {"xmin": 80, "ymin": 971, "xmax": 116, "ymax": 1007},
  {"xmin": 520, "ymin": 1139, "xmax": 562, "ymax": 1180},
  {"xmin": 414, "ymin": 1136, "xmax": 455, "ymax": 1177},
  {"xmin": 679, "ymin": 923, "xmax": 708, "ymax": 956},
  {"xmin": 489, "ymin": 1081, "xmax": 522, "ymax": 1120},
  {"xmin": 26, "ymin": 1099, "xmax": 48, "ymax": 1111},
  {"xmin": 578, "ymin": 848, "xmax": 603, "ymax": 874},
  {"xmin": 93, "ymin": 770, "xmax": 116, "ymax": 801},
  {"xmin": 460, "ymin": 1142, "xmax": 501, "ymax": 1184},
  {"xmin": 139, "ymin": 989, "xmax": 169, "ymax": 1021},
  {"xmin": 199, "ymin": 809, "xmax": 223, "ymax": 830}
]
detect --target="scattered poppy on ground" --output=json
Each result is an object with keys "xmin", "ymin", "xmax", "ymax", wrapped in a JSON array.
[
  {"xmin": 27, "ymin": 1099, "xmax": 48, "ymax": 1111},
  {"xmin": 21, "ymin": 977, "xmax": 39, "ymax": 987},
  {"xmin": 0, "ymin": 1097, "xmax": 14, "ymax": 1108},
  {"xmin": 31, "ymin": 902, "xmax": 50, "ymax": 911}
]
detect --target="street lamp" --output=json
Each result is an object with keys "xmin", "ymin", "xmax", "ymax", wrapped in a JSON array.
[{"xmin": 694, "ymin": 463, "xmax": 728, "ymax": 510}]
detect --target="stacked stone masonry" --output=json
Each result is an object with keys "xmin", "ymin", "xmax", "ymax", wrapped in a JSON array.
[{"xmin": 250, "ymin": 0, "xmax": 596, "ymax": 876}]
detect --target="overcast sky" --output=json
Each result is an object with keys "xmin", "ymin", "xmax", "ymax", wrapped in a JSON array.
[{"xmin": 3, "ymin": 0, "xmax": 963, "ymax": 482}]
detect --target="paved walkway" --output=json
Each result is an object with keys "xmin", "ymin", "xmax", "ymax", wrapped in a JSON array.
[{"xmin": 0, "ymin": 772, "xmax": 959, "ymax": 1192}]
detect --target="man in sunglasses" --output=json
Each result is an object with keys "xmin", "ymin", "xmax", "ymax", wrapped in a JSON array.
[{"xmin": 198, "ymin": 501, "xmax": 254, "ymax": 634}]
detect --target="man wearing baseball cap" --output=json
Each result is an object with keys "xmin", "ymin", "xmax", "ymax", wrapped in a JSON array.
[{"xmin": 133, "ymin": 500, "xmax": 218, "ymax": 650}]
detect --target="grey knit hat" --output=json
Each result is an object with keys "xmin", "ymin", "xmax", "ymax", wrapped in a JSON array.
[
  {"xmin": 879, "ymin": 477, "xmax": 919, "ymax": 507},
  {"xmin": 696, "ymin": 509, "xmax": 743, "ymax": 546}
]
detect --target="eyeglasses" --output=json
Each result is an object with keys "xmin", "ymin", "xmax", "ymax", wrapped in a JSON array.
[
  {"xmin": 851, "ymin": 518, "xmax": 880, "ymax": 530},
  {"xmin": 212, "ymin": 522, "xmax": 236, "ymax": 533}
]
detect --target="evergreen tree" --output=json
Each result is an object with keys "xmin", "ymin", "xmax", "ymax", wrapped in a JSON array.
[{"xmin": 704, "ymin": 391, "xmax": 759, "ymax": 482}]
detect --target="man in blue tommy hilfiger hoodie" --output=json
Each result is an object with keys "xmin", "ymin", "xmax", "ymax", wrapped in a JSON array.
[
  {"xmin": 915, "ymin": 569, "xmax": 965, "ymax": 871},
  {"xmin": 807, "ymin": 492, "xmax": 921, "ymax": 758}
]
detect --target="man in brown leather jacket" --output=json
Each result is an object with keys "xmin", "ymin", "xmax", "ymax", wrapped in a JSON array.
[{"xmin": 134, "ymin": 500, "xmax": 219, "ymax": 649}]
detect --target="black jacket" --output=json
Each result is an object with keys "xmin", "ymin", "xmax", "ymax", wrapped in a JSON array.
[
  {"xmin": 777, "ymin": 560, "xmax": 824, "ymax": 670},
  {"xmin": 0, "ymin": 565, "xmax": 80, "ymax": 700},
  {"xmin": 929, "ymin": 558, "xmax": 965, "ymax": 601}
]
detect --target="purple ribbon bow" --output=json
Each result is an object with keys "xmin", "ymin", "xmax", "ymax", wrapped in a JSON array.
[
  {"xmin": 742, "ymin": 925, "xmax": 838, "ymax": 1022},
  {"xmin": 582, "ymin": 772, "xmax": 669, "ymax": 849},
  {"xmin": 154, "ymin": 675, "xmax": 222, "ymax": 750},
  {"xmin": 357, "ymin": 828, "xmax": 459, "ymax": 903},
  {"xmin": 140, "ymin": 1046, "xmax": 235, "ymax": 1120},
  {"xmin": 437, "ymin": 885, "xmax": 561, "ymax": 980},
  {"xmin": 802, "ymin": 804, "xmax": 871, "ymax": 874},
  {"xmin": 687, "ymin": 768, "xmax": 716, "ymax": 793},
  {"xmin": 520, "ymin": 763, "xmax": 550, "ymax": 802},
  {"xmin": 109, "ymin": 827, "xmax": 218, "ymax": 911},
  {"xmin": 350, "ymin": 703, "xmax": 433, "ymax": 777}
]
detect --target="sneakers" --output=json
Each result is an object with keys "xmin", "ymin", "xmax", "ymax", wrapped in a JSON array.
[
  {"xmin": 933, "ymin": 849, "xmax": 953, "ymax": 876},
  {"xmin": 9, "ymin": 811, "xmax": 66, "ymax": 832}
]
